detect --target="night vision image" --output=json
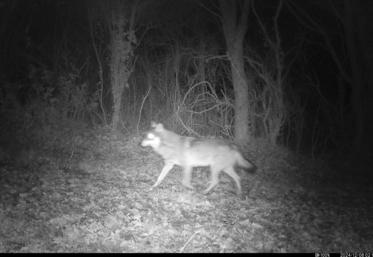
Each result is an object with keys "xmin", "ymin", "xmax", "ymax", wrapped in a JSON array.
[{"xmin": 0, "ymin": 0, "xmax": 372, "ymax": 253}]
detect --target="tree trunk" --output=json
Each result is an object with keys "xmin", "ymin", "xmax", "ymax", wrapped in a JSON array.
[
  {"xmin": 108, "ymin": 0, "xmax": 137, "ymax": 130},
  {"xmin": 229, "ymin": 41, "xmax": 250, "ymax": 143},
  {"xmin": 219, "ymin": 0, "xmax": 252, "ymax": 144},
  {"xmin": 110, "ymin": 36, "xmax": 128, "ymax": 130}
]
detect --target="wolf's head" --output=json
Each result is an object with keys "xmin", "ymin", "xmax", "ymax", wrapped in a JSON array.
[
  {"xmin": 141, "ymin": 122, "xmax": 164, "ymax": 149},
  {"xmin": 141, "ymin": 130, "xmax": 161, "ymax": 149}
]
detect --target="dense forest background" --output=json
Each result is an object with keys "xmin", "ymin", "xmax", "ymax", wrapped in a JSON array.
[{"xmin": 0, "ymin": 0, "xmax": 372, "ymax": 165}]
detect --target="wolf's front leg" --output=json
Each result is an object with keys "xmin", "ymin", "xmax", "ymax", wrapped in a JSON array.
[
  {"xmin": 181, "ymin": 166, "xmax": 194, "ymax": 189},
  {"xmin": 151, "ymin": 162, "xmax": 174, "ymax": 190},
  {"xmin": 203, "ymin": 167, "xmax": 220, "ymax": 194}
]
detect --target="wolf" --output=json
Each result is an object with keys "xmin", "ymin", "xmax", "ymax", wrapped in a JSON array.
[{"xmin": 141, "ymin": 122, "xmax": 256, "ymax": 195}]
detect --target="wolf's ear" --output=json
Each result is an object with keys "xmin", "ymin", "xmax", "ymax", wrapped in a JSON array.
[{"xmin": 151, "ymin": 121, "xmax": 164, "ymax": 131}]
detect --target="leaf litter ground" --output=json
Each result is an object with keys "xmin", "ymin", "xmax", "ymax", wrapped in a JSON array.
[{"xmin": 0, "ymin": 128, "xmax": 372, "ymax": 252}]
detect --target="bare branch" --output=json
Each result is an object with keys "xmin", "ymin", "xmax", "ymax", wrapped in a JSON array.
[
  {"xmin": 198, "ymin": 1, "xmax": 222, "ymax": 20},
  {"xmin": 137, "ymin": 85, "xmax": 151, "ymax": 133},
  {"xmin": 285, "ymin": 0, "xmax": 351, "ymax": 84},
  {"xmin": 252, "ymin": 1, "xmax": 273, "ymax": 49}
]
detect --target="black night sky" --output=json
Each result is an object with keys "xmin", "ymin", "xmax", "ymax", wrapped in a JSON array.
[{"xmin": 0, "ymin": 0, "xmax": 372, "ymax": 253}]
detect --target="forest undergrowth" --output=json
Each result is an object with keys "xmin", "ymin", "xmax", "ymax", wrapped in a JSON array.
[{"xmin": 0, "ymin": 126, "xmax": 371, "ymax": 252}]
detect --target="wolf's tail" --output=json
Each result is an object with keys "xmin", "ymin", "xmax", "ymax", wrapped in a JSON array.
[{"xmin": 236, "ymin": 152, "xmax": 257, "ymax": 172}]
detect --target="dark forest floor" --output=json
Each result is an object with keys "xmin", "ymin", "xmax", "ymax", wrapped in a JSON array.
[{"xmin": 0, "ymin": 127, "xmax": 372, "ymax": 252}]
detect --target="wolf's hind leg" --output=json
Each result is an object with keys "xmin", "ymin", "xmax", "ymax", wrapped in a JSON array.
[{"xmin": 223, "ymin": 166, "xmax": 241, "ymax": 195}]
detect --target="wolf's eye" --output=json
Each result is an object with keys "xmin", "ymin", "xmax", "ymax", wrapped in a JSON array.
[{"xmin": 147, "ymin": 133, "xmax": 155, "ymax": 139}]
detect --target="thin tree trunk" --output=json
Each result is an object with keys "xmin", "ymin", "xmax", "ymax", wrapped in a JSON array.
[
  {"xmin": 344, "ymin": 0, "xmax": 364, "ymax": 153},
  {"xmin": 88, "ymin": 13, "xmax": 107, "ymax": 125},
  {"xmin": 355, "ymin": 1, "xmax": 373, "ymax": 151}
]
